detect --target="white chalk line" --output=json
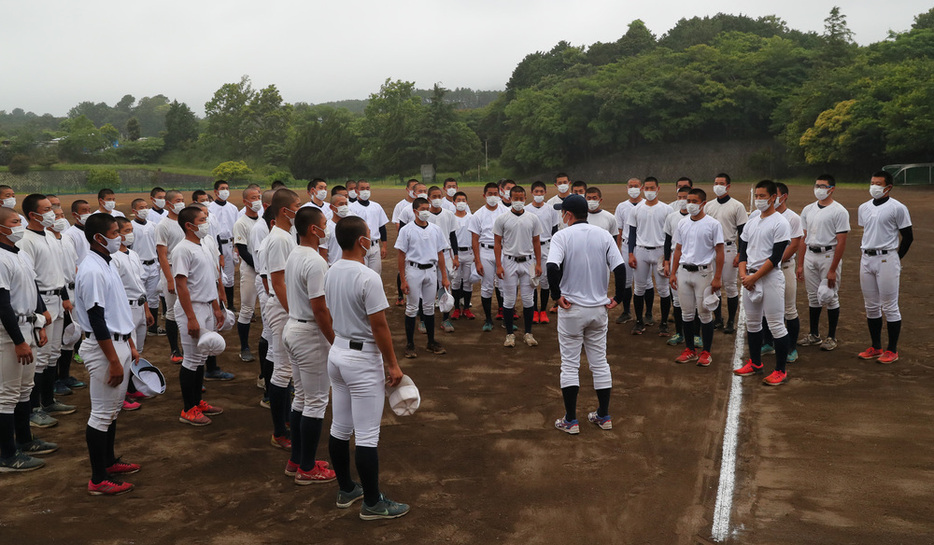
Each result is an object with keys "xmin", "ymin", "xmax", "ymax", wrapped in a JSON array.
[{"xmin": 711, "ymin": 295, "xmax": 747, "ymax": 541}]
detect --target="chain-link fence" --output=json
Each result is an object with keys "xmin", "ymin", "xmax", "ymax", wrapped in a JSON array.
[{"xmin": 0, "ymin": 169, "xmax": 215, "ymax": 195}]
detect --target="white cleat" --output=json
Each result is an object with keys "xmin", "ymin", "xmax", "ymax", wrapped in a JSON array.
[
  {"xmin": 504, "ymin": 334, "xmax": 516, "ymax": 348},
  {"xmin": 523, "ymin": 333, "xmax": 538, "ymax": 347}
]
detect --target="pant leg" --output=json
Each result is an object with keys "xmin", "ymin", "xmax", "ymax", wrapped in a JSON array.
[
  {"xmin": 130, "ymin": 305, "xmax": 147, "ymax": 353},
  {"xmin": 331, "ymin": 346, "xmax": 385, "ymax": 448},
  {"xmin": 81, "ymin": 340, "xmax": 131, "ymax": 432},
  {"xmin": 143, "ymin": 262, "xmax": 161, "ymax": 309},
  {"xmin": 287, "ymin": 321, "xmax": 330, "ymax": 419},
  {"xmin": 420, "ymin": 266, "xmax": 437, "ymax": 317},
  {"xmin": 175, "ymin": 302, "xmax": 213, "ymax": 371},
  {"xmin": 680, "ymin": 269, "xmax": 699, "ymax": 323},
  {"xmin": 221, "ymin": 243, "xmax": 235, "ymax": 288},
  {"xmin": 479, "ymin": 250, "xmax": 496, "ymax": 299},
  {"xmin": 649, "ymin": 248, "xmax": 670, "ymax": 297},
  {"xmin": 581, "ymin": 306, "xmax": 612, "ymax": 390},
  {"xmin": 782, "ymin": 261, "xmax": 798, "ymax": 321},
  {"xmin": 722, "ymin": 245, "xmax": 738, "ymax": 298},
  {"xmin": 267, "ymin": 298, "xmax": 291, "ymax": 388},
  {"xmin": 633, "ymin": 246, "xmax": 652, "ymax": 296},
  {"xmin": 878, "ymin": 254, "xmax": 902, "ymax": 322},
  {"xmin": 327, "ymin": 349, "xmax": 353, "ymax": 441},
  {"xmin": 0, "ymin": 326, "xmax": 36, "ymax": 413},
  {"xmin": 501, "ymin": 258, "xmax": 519, "ymax": 309},
  {"xmin": 762, "ymin": 269, "xmax": 788, "ymax": 338},
  {"xmin": 238, "ymin": 263, "xmax": 258, "ymax": 325},
  {"xmin": 557, "ymin": 305, "xmax": 584, "ymax": 388}
]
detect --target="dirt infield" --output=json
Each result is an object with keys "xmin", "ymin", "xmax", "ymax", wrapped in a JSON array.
[{"xmin": 4, "ymin": 184, "xmax": 931, "ymax": 544}]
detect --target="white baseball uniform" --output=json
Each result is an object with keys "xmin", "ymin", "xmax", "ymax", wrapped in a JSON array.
[
  {"xmin": 800, "ymin": 200, "xmax": 850, "ymax": 309},
  {"xmin": 628, "ymin": 200, "xmax": 673, "ymax": 297},
  {"xmin": 675, "ymin": 215, "xmax": 724, "ymax": 324},
  {"xmin": 858, "ymin": 197, "xmax": 911, "ymax": 321},
  {"xmin": 614, "ymin": 199, "xmax": 641, "ymax": 288},
  {"xmin": 233, "ymin": 213, "xmax": 259, "ymax": 325},
  {"xmin": 705, "ymin": 195, "xmax": 747, "ymax": 299},
  {"xmin": 131, "ymin": 218, "xmax": 160, "ymax": 309},
  {"xmin": 17, "ymin": 229, "xmax": 66, "ymax": 373},
  {"xmin": 155, "ymin": 217, "xmax": 185, "ymax": 321},
  {"xmin": 741, "ymin": 212, "xmax": 791, "ymax": 337},
  {"xmin": 493, "ymin": 209, "xmax": 542, "ymax": 309},
  {"xmin": 396, "ymin": 221, "xmax": 447, "ymax": 318},
  {"xmin": 250, "ymin": 219, "xmax": 273, "ymax": 348},
  {"xmin": 350, "ymin": 199, "xmax": 389, "ymax": 274},
  {"xmin": 113, "ymin": 248, "xmax": 148, "ymax": 352},
  {"xmin": 451, "ymin": 211, "xmax": 475, "ymax": 292},
  {"xmin": 0, "ymin": 244, "xmax": 41, "ymax": 414},
  {"xmin": 527, "ymin": 202, "xmax": 558, "ymax": 290},
  {"xmin": 207, "ymin": 200, "xmax": 239, "ymax": 289},
  {"xmin": 171, "ymin": 239, "xmax": 219, "ymax": 371},
  {"xmin": 262, "ymin": 226, "xmax": 296, "ymax": 388},
  {"xmin": 468, "ymin": 204, "xmax": 508, "ymax": 299}
]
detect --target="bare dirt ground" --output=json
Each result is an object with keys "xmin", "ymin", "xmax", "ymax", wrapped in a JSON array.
[{"xmin": 3, "ymin": 183, "xmax": 931, "ymax": 545}]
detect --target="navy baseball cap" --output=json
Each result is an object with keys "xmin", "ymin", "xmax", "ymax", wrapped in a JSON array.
[{"xmin": 553, "ymin": 194, "xmax": 588, "ymax": 216}]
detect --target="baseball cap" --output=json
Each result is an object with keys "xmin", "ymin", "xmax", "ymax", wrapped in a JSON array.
[
  {"xmin": 386, "ymin": 374, "xmax": 421, "ymax": 416},
  {"xmin": 63, "ymin": 322, "xmax": 82, "ymax": 346},
  {"xmin": 130, "ymin": 358, "xmax": 166, "ymax": 396},
  {"xmin": 747, "ymin": 283, "xmax": 763, "ymax": 303},
  {"xmin": 219, "ymin": 308, "xmax": 236, "ymax": 331},
  {"xmin": 817, "ymin": 279, "xmax": 834, "ymax": 306},
  {"xmin": 197, "ymin": 331, "xmax": 227, "ymax": 356},
  {"xmin": 553, "ymin": 194, "xmax": 588, "ymax": 216},
  {"xmin": 703, "ymin": 286, "xmax": 721, "ymax": 312}
]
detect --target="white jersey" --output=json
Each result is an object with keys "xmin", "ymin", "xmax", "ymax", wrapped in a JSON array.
[
  {"xmin": 705, "ymin": 195, "xmax": 748, "ymax": 243},
  {"xmin": 113, "ymin": 249, "xmax": 146, "ymax": 300},
  {"xmin": 64, "ymin": 225, "xmax": 90, "ymax": 264},
  {"xmin": 614, "ymin": 199, "xmax": 641, "ymax": 244},
  {"xmin": 264, "ymin": 226, "xmax": 297, "ymax": 276},
  {"xmin": 148, "ymin": 208, "xmax": 167, "ymax": 224},
  {"xmin": 858, "ymin": 197, "xmax": 911, "ymax": 250},
  {"xmin": 130, "ymin": 219, "xmax": 157, "ymax": 262},
  {"xmin": 0, "ymin": 245, "xmax": 40, "ymax": 316},
  {"xmin": 628, "ymin": 201, "xmax": 673, "ymax": 248},
  {"xmin": 527, "ymin": 203, "xmax": 559, "ymax": 242},
  {"xmin": 493, "ymin": 210, "xmax": 542, "ymax": 257},
  {"xmin": 426, "ymin": 208, "xmax": 457, "ymax": 250},
  {"xmin": 546, "ymin": 194, "xmax": 572, "ymax": 230},
  {"xmin": 249, "ymin": 220, "xmax": 270, "ymax": 276},
  {"xmin": 586, "ymin": 209, "xmax": 618, "ymax": 237},
  {"xmin": 301, "ymin": 200, "xmax": 333, "ymax": 223},
  {"xmin": 285, "ymin": 245, "xmax": 328, "ymax": 321},
  {"xmin": 58, "ymin": 233, "xmax": 78, "ymax": 285},
  {"xmin": 17, "ymin": 229, "xmax": 65, "ymax": 291},
  {"xmin": 154, "ymin": 216, "xmax": 185, "ymax": 266},
  {"xmin": 91, "ymin": 209, "xmax": 126, "ymax": 218},
  {"xmin": 749, "ymin": 208, "xmax": 803, "ymax": 244},
  {"xmin": 350, "ymin": 200, "xmax": 389, "ymax": 242},
  {"xmin": 800, "ymin": 201, "xmax": 850, "ymax": 247},
  {"xmin": 391, "ymin": 199, "xmax": 413, "ymax": 224},
  {"xmin": 233, "ymin": 213, "xmax": 259, "ymax": 249},
  {"xmin": 468, "ymin": 204, "xmax": 508, "ymax": 247},
  {"xmin": 676, "ymin": 215, "xmax": 724, "ymax": 265},
  {"xmin": 324, "ymin": 259, "xmax": 389, "ymax": 342},
  {"xmin": 395, "ymin": 222, "xmax": 447, "ymax": 265},
  {"xmin": 453, "ymin": 213, "xmax": 473, "ymax": 249},
  {"xmin": 741, "ymin": 212, "xmax": 791, "ymax": 270},
  {"xmin": 324, "ymin": 218, "xmax": 343, "ymax": 265},
  {"xmin": 548, "ymin": 221, "xmax": 625, "ymax": 307},
  {"xmin": 171, "ymin": 240, "xmax": 218, "ymax": 302},
  {"xmin": 207, "ymin": 200, "xmax": 240, "ymax": 240},
  {"xmin": 73, "ymin": 251, "xmax": 135, "ymax": 335},
  {"xmin": 440, "ymin": 199, "xmax": 458, "ymax": 212},
  {"xmin": 665, "ymin": 210, "xmax": 689, "ymax": 241}
]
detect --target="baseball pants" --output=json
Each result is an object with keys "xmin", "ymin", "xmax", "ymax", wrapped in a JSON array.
[
  {"xmin": 80, "ymin": 338, "xmax": 131, "ymax": 432},
  {"xmin": 451, "ymin": 249, "xmax": 474, "ymax": 292},
  {"xmin": 619, "ymin": 243, "xmax": 634, "ymax": 288},
  {"xmin": 238, "ymin": 263, "xmax": 258, "ymax": 325},
  {"xmin": 35, "ymin": 295, "xmax": 63, "ymax": 373},
  {"xmin": 405, "ymin": 264, "xmax": 437, "ymax": 318},
  {"xmin": 160, "ymin": 273, "xmax": 178, "ymax": 321},
  {"xmin": 129, "ymin": 301, "xmax": 148, "ymax": 353},
  {"xmin": 743, "ymin": 268, "xmax": 788, "ymax": 338},
  {"xmin": 679, "ymin": 265, "xmax": 714, "ymax": 323},
  {"xmin": 478, "ymin": 248, "xmax": 497, "ymax": 299},
  {"xmin": 254, "ymin": 274, "xmax": 272, "ymax": 345},
  {"xmin": 501, "ymin": 256, "xmax": 534, "ymax": 308},
  {"xmin": 0, "ymin": 324, "xmax": 36, "ymax": 412},
  {"xmin": 174, "ymin": 301, "xmax": 216, "ymax": 372},
  {"xmin": 364, "ymin": 241, "xmax": 381, "ymax": 275},
  {"xmin": 722, "ymin": 244, "xmax": 739, "ymax": 298},
  {"xmin": 328, "ymin": 339, "xmax": 385, "ymax": 448},
  {"xmin": 634, "ymin": 246, "xmax": 670, "ymax": 297},
  {"xmin": 781, "ymin": 260, "xmax": 798, "ymax": 320},
  {"xmin": 557, "ymin": 304, "xmax": 612, "ymax": 390},
  {"xmin": 860, "ymin": 253, "xmax": 901, "ymax": 321},
  {"xmin": 804, "ymin": 248, "xmax": 842, "ymax": 309},
  {"xmin": 220, "ymin": 242, "xmax": 235, "ymax": 289},
  {"xmin": 62, "ymin": 287, "xmax": 78, "ymax": 351},
  {"xmin": 142, "ymin": 262, "xmax": 160, "ymax": 308},
  {"xmin": 264, "ymin": 296, "xmax": 291, "ymax": 388},
  {"xmin": 283, "ymin": 319, "xmax": 330, "ymax": 419},
  {"xmin": 538, "ymin": 242, "xmax": 550, "ymax": 290}
]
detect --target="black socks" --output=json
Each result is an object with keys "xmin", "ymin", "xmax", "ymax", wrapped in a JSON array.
[
  {"xmin": 683, "ymin": 319, "xmax": 695, "ymax": 350},
  {"xmin": 660, "ymin": 295, "xmax": 671, "ymax": 324},
  {"xmin": 14, "ymin": 402, "xmax": 32, "ymax": 445},
  {"xmin": 0, "ymin": 413, "xmax": 16, "ymax": 459},
  {"xmin": 774, "ymin": 334, "xmax": 789, "ymax": 373},
  {"xmin": 523, "ymin": 307, "xmax": 535, "ymax": 334},
  {"xmin": 289, "ymin": 410, "xmax": 303, "ymax": 465},
  {"xmin": 809, "ymin": 306, "xmax": 822, "ymax": 336},
  {"xmin": 702, "ymin": 321, "xmax": 714, "ymax": 352},
  {"xmin": 165, "ymin": 319, "xmax": 180, "ymax": 354},
  {"xmin": 482, "ymin": 297, "xmax": 493, "ymax": 323},
  {"xmin": 561, "ymin": 386, "xmax": 579, "ymax": 422},
  {"xmin": 887, "ymin": 320, "xmax": 901, "ymax": 353},
  {"xmin": 424, "ymin": 314, "xmax": 436, "ymax": 344},
  {"xmin": 504, "ymin": 307, "xmax": 515, "ymax": 334},
  {"xmin": 674, "ymin": 306, "xmax": 683, "ymax": 336},
  {"xmin": 178, "ymin": 367, "xmax": 198, "ymax": 411},
  {"xmin": 329, "ymin": 435, "xmax": 354, "ymax": 492},
  {"xmin": 86, "ymin": 425, "xmax": 109, "ymax": 484},
  {"xmin": 224, "ymin": 286, "xmax": 235, "ymax": 313},
  {"xmin": 644, "ymin": 288, "xmax": 655, "ymax": 319},
  {"xmin": 268, "ymin": 384, "xmax": 290, "ymax": 438},
  {"xmin": 726, "ymin": 296, "xmax": 738, "ymax": 326},
  {"xmin": 747, "ymin": 330, "xmax": 764, "ymax": 366},
  {"xmin": 237, "ymin": 322, "xmax": 251, "ymax": 350},
  {"xmin": 827, "ymin": 307, "xmax": 840, "ymax": 339},
  {"xmin": 596, "ymin": 388, "xmax": 611, "ymax": 418},
  {"xmin": 299, "ymin": 416, "xmax": 323, "ymax": 472},
  {"xmin": 633, "ymin": 293, "xmax": 645, "ymax": 322},
  {"xmin": 356, "ymin": 446, "xmax": 381, "ymax": 507},
  {"xmin": 868, "ymin": 317, "xmax": 883, "ymax": 349},
  {"xmin": 405, "ymin": 316, "xmax": 416, "ymax": 344}
]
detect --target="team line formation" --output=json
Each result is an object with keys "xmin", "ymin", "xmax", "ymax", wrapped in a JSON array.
[{"xmin": 0, "ymin": 171, "xmax": 912, "ymax": 520}]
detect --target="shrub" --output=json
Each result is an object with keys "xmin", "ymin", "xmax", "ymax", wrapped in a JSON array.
[
  {"xmin": 7, "ymin": 154, "xmax": 30, "ymax": 175},
  {"xmin": 86, "ymin": 167, "xmax": 121, "ymax": 192},
  {"xmin": 212, "ymin": 160, "xmax": 252, "ymax": 181}
]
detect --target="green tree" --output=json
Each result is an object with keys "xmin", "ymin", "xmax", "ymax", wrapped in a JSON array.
[
  {"xmin": 288, "ymin": 106, "xmax": 362, "ymax": 180},
  {"xmin": 132, "ymin": 95, "xmax": 170, "ymax": 137},
  {"xmin": 163, "ymin": 100, "xmax": 199, "ymax": 150},
  {"xmin": 99, "ymin": 123, "xmax": 120, "ymax": 147},
  {"xmin": 245, "ymin": 84, "xmax": 292, "ymax": 164},
  {"xmin": 7, "ymin": 154, "xmax": 30, "ymax": 175},
  {"xmin": 58, "ymin": 115, "xmax": 108, "ymax": 161},
  {"xmin": 204, "ymin": 76, "xmax": 254, "ymax": 156},
  {"xmin": 913, "ymin": 8, "xmax": 934, "ymax": 30},
  {"xmin": 212, "ymin": 160, "xmax": 252, "ymax": 181},
  {"xmin": 819, "ymin": 6, "xmax": 856, "ymax": 67},
  {"xmin": 360, "ymin": 79, "xmax": 422, "ymax": 178},
  {"xmin": 86, "ymin": 167, "xmax": 121, "ymax": 192},
  {"xmin": 126, "ymin": 117, "xmax": 140, "ymax": 141}
]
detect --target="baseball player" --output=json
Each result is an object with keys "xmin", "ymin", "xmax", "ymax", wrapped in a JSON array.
[
  {"xmin": 74, "ymin": 213, "xmax": 142, "ymax": 495},
  {"xmin": 734, "ymin": 180, "xmax": 792, "ymax": 386},
  {"xmin": 585, "ymin": 187, "xmax": 618, "ymax": 236},
  {"xmin": 526, "ymin": 181, "xmax": 559, "ymax": 324},
  {"xmin": 18, "ymin": 194, "xmax": 76, "ymax": 428},
  {"xmin": 756, "ymin": 183, "xmax": 803, "ymax": 362},
  {"xmin": 303, "ymin": 178, "xmax": 333, "ymax": 222},
  {"xmin": 449, "ymin": 191, "xmax": 476, "ymax": 319},
  {"xmin": 51, "ymin": 205, "xmax": 86, "ymax": 395},
  {"xmin": 426, "ymin": 187, "xmax": 459, "ymax": 332},
  {"xmin": 469, "ymin": 183, "xmax": 508, "ymax": 331},
  {"xmin": 323, "ymin": 194, "xmax": 352, "ymax": 265},
  {"xmin": 324, "ymin": 215, "xmax": 409, "ymax": 520},
  {"xmin": 148, "ymin": 187, "xmax": 167, "ymax": 224},
  {"xmin": 668, "ymin": 177, "xmax": 693, "ymax": 206},
  {"xmin": 189, "ymin": 202, "xmax": 233, "ymax": 382},
  {"xmin": 669, "ymin": 188, "xmax": 724, "ymax": 366},
  {"xmin": 64, "ymin": 199, "xmax": 92, "ymax": 264},
  {"xmin": 173, "ymin": 206, "xmax": 226, "ymax": 426},
  {"xmin": 345, "ymin": 180, "xmax": 358, "ymax": 203},
  {"xmin": 155, "ymin": 190, "xmax": 187, "ymax": 364},
  {"xmin": 663, "ymin": 185, "xmax": 692, "ymax": 343},
  {"xmin": 348, "ymin": 180, "xmax": 389, "ymax": 274},
  {"xmin": 546, "ymin": 173, "xmax": 572, "ymax": 208},
  {"xmin": 704, "ymin": 173, "xmax": 747, "ymax": 333},
  {"xmin": 494, "ymin": 185, "xmax": 542, "ymax": 347},
  {"xmin": 797, "ymin": 174, "xmax": 850, "ymax": 351},
  {"xmin": 281, "ymin": 207, "xmax": 337, "ymax": 484},
  {"xmin": 613, "ymin": 178, "xmax": 643, "ymax": 324},
  {"xmin": 113, "ymin": 218, "xmax": 154, "ymax": 352},
  {"xmin": 397, "ymin": 198, "xmax": 450, "ymax": 358},
  {"xmin": 128, "ymin": 199, "xmax": 162, "ymax": 338},
  {"xmin": 857, "ymin": 171, "xmax": 913, "ymax": 364},
  {"xmin": 390, "ymin": 179, "xmax": 419, "ymax": 306},
  {"xmin": 233, "ymin": 187, "xmax": 262, "ymax": 362},
  {"xmin": 0, "ymin": 207, "xmax": 54, "ymax": 472},
  {"xmin": 92, "ymin": 189, "xmax": 126, "ymax": 218},
  {"xmin": 548, "ymin": 194, "xmax": 626, "ymax": 434},
  {"xmin": 262, "ymin": 189, "xmax": 301, "ymax": 449},
  {"xmin": 441, "ymin": 178, "xmax": 459, "ymax": 211},
  {"xmin": 250, "ymin": 190, "xmax": 277, "ymax": 409},
  {"xmin": 492, "ymin": 180, "xmax": 517, "ymax": 320},
  {"xmin": 208, "ymin": 180, "xmax": 239, "ymax": 311},
  {"xmin": 627, "ymin": 177, "xmax": 673, "ymax": 335}
]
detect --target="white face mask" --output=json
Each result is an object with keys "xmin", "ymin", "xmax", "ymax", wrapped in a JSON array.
[
  {"xmin": 869, "ymin": 184, "xmax": 887, "ymax": 199},
  {"xmin": 359, "ymin": 236, "xmax": 372, "ymax": 252},
  {"xmin": 754, "ymin": 198, "xmax": 772, "ymax": 212},
  {"xmin": 455, "ymin": 202, "xmax": 468, "ymax": 212},
  {"xmin": 627, "ymin": 187, "xmax": 642, "ymax": 199},
  {"xmin": 686, "ymin": 203, "xmax": 701, "ymax": 217},
  {"xmin": 172, "ymin": 202, "xmax": 185, "ymax": 214},
  {"xmin": 312, "ymin": 190, "xmax": 325, "ymax": 202},
  {"xmin": 417, "ymin": 210, "xmax": 431, "ymax": 222},
  {"xmin": 103, "ymin": 201, "xmax": 116, "ymax": 211},
  {"xmin": 814, "ymin": 187, "xmax": 830, "ymax": 201},
  {"xmin": 36, "ymin": 210, "xmax": 56, "ymax": 228},
  {"xmin": 713, "ymin": 185, "xmax": 728, "ymax": 197},
  {"xmin": 408, "ymin": 190, "xmax": 416, "ymax": 199},
  {"xmin": 153, "ymin": 198, "xmax": 166, "ymax": 209},
  {"xmin": 348, "ymin": 190, "xmax": 357, "ymax": 199},
  {"xmin": 78, "ymin": 213, "xmax": 91, "ymax": 225},
  {"xmin": 336, "ymin": 205, "xmax": 350, "ymax": 218},
  {"xmin": 486, "ymin": 196, "xmax": 500, "ymax": 207},
  {"xmin": 557, "ymin": 183, "xmax": 570, "ymax": 194},
  {"xmin": 53, "ymin": 218, "xmax": 70, "ymax": 233},
  {"xmin": 250, "ymin": 200, "xmax": 263, "ymax": 213},
  {"xmin": 123, "ymin": 232, "xmax": 135, "ymax": 246},
  {"xmin": 676, "ymin": 199, "xmax": 688, "ymax": 211},
  {"xmin": 512, "ymin": 201, "xmax": 525, "ymax": 212},
  {"xmin": 533, "ymin": 195, "xmax": 545, "ymax": 204},
  {"xmin": 644, "ymin": 190, "xmax": 658, "ymax": 201},
  {"xmin": 430, "ymin": 198, "xmax": 443, "ymax": 209},
  {"xmin": 416, "ymin": 192, "xmax": 428, "ymax": 200},
  {"xmin": 446, "ymin": 187, "xmax": 457, "ymax": 197},
  {"xmin": 98, "ymin": 234, "xmax": 122, "ymax": 254},
  {"xmin": 587, "ymin": 200, "xmax": 599, "ymax": 211},
  {"xmin": 1, "ymin": 197, "xmax": 16, "ymax": 209},
  {"xmin": 3, "ymin": 224, "xmax": 25, "ymax": 243},
  {"xmin": 189, "ymin": 222, "xmax": 210, "ymax": 239},
  {"xmin": 358, "ymin": 190, "xmax": 371, "ymax": 201},
  {"xmin": 217, "ymin": 189, "xmax": 230, "ymax": 201},
  {"xmin": 135, "ymin": 208, "xmax": 150, "ymax": 220}
]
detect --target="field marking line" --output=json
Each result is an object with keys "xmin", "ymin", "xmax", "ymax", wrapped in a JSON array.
[{"xmin": 711, "ymin": 293, "xmax": 747, "ymax": 541}]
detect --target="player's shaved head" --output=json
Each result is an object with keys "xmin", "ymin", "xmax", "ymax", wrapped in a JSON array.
[
  {"xmin": 295, "ymin": 206, "xmax": 324, "ymax": 238},
  {"xmin": 335, "ymin": 216, "xmax": 368, "ymax": 251},
  {"xmin": 0, "ymin": 207, "xmax": 18, "ymax": 225},
  {"xmin": 271, "ymin": 188, "xmax": 300, "ymax": 217}
]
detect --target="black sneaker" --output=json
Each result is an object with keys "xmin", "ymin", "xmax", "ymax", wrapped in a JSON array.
[
  {"xmin": 643, "ymin": 315, "xmax": 656, "ymax": 327},
  {"xmin": 615, "ymin": 311, "xmax": 632, "ymax": 324},
  {"xmin": 631, "ymin": 321, "xmax": 645, "ymax": 335},
  {"xmin": 404, "ymin": 344, "xmax": 417, "ymax": 359},
  {"xmin": 723, "ymin": 321, "xmax": 736, "ymax": 334},
  {"xmin": 657, "ymin": 323, "xmax": 670, "ymax": 336},
  {"xmin": 360, "ymin": 494, "xmax": 410, "ymax": 521}
]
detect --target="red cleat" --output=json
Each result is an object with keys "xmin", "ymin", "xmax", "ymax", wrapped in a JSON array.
[
  {"xmin": 126, "ymin": 391, "xmax": 147, "ymax": 401},
  {"xmin": 106, "ymin": 459, "xmax": 141, "ymax": 475},
  {"xmin": 284, "ymin": 460, "xmax": 299, "ymax": 477},
  {"xmin": 762, "ymin": 370, "xmax": 788, "ymax": 386},
  {"xmin": 463, "ymin": 309, "xmax": 476, "ymax": 320},
  {"xmin": 294, "ymin": 462, "xmax": 337, "ymax": 485},
  {"xmin": 271, "ymin": 435, "xmax": 291, "ymax": 450},
  {"xmin": 539, "ymin": 312, "xmax": 550, "ymax": 324},
  {"xmin": 196, "ymin": 400, "xmax": 223, "ymax": 415},
  {"xmin": 122, "ymin": 400, "xmax": 140, "ymax": 411},
  {"xmin": 697, "ymin": 351, "xmax": 712, "ymax": 367},
  {"xmin": 88, "ymin": 479, "xmax": 134, "ymax": 496},
  {"xmin": 734, "ymin": 360, "xmax": 763, "ymax": 376},
  {"xmin": 450, "ymin": 309, "xmax": 461, "ymax": 320},
  {"xmin": 495, "ymin": 308, "xmax": 503, "ymax": 320},
  {"xmin": 675, "ymin": 348, "xmax": 697, "ymax": 364},
  {"xmin": 532, "ymin": 311, "xmax": 541, "ymax": 324},
  {"xmin": 877, "ymin": 351, "xmax": 899, "ymax": 364},
  {"xmin": 858, "ymin": 347, "xmax": 884, "ymax": 360}
]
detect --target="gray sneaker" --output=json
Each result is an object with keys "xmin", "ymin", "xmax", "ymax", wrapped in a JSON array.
[
  {"xmin": 359, "ymin": 494, "xmax": 410, "ymax": 520},
  {"xmin": 18, "ymin": 437, "xmax": 59, "ymax": 456},
  {"xmin": 798, "ymin": 333, "xmax": 822, "ymax": 346},
  {"xmin": 336, "ymin": 482, "xmax": 365, "ymax": 509},
  {"xmin": 29, "ymin": 409, "xmax": 58, "ymax": 429},
  {"xmin": 820, "ymin": 337, "xmax": 838, "ymax": 351},
  {"xmin": 0, "ymin": 451, "xmax": 45, "ymax": 472},
  {"xmin": 42, "ymin": 401, "xmax": 77, "ymax": 416},
  {"xmin": 615, "ymin": 311, "xmax": 632, "ymax": 324},
  {"xmin": 240, "ymin": 348, "xmax": 255, "ymax": 362}
]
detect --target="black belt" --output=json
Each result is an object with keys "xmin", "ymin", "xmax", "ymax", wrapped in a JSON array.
[
  {"xmin": 458, "ymin": 247, "xmax": 470, "ymax": 252},
  {"xmin": 681, "ymin": 264, "xmax": 709, "ymax": 272},
  {"xmin": 506, "ymin": 255, "xmax": 530, "ymax": 263},
  {"xmin": 747, "ymin": 268, "xmax": 758, "ymax": 274},
  {"xmin": 639, "ymin": 245, "xmax": 659, "ymax": 250},
  {"xmin": 348, "ymin": 340, "xmax": 364, "ymax": 351},
  {"xmin": 809, "ymin": 245, "xmax": 834, "ymax": 253},
  {"xmin": 863, "ymin": 249, "xmax": 890, "ymax": 256},
  {"xmin": 67, "ymin": 282, "xmax": 75, "ymax": 290},
  {"xmin": 218, "ymin": 238, "xmax": 231, "ymax": 244},
  {"xmin": 142, "ymin": 259, "xmax": 156, "ymax": 265},
  {"xmin": 480, "ymin": 243, "xmax": 494, "ymax": 250},
  {"xmin": 408, "ymin": 261, "xmax": 434, "ymax": 270},
  {"xmin": 128, "ymin": 296, "xmax": 147, "ymax": 306},
  {"xmin": 725, "ymin": 241, "xmax": 734, "ymax": 247},
  {"xmin": 19, "ymin": 315, "xmax": 37, "ymax": 324},
  {"xmin": 87, "ymin": 332, "xmax": 131, "ymax": 342},
  {"xmin": 295, "ymin": 318, "xmax": 310, "ymax": 323},
  {"xmin": 39, "ymin": 289, "xmax": 62, "ymax": 296}
]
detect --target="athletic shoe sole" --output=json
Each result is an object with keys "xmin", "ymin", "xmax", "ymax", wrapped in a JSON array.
[{"xmin": 178, "ymin": 416, "xmax": 211, "ymax": 427}]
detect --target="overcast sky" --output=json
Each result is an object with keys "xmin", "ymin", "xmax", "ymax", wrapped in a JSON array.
[{"xmin": 1, "ymin": 0, "xmax": 929, "ymax": 116}]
